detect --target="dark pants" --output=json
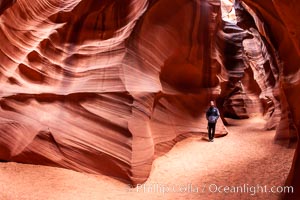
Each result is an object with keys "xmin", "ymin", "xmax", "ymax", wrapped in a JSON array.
[{"xmin": 208, "ymin": 122, "xmax": 216, "ymax": 140}]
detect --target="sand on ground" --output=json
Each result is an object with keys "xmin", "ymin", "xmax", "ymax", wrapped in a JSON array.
[{"xmin": 0, "ymin": 117, "xmax": 295, "ymax": 200}]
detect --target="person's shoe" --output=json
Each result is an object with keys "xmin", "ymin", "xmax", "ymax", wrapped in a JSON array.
[{"xmin": 211, "ymin": 139, "xmax": 214, "ymax": 142}]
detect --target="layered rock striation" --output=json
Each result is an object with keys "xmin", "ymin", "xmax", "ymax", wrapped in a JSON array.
[{"xmin": 0, "ymin": 0, "xmax": 227, "ymax": 184}]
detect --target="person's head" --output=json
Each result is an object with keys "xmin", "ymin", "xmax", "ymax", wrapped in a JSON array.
[{"xmin": 210, "ymin": 101, "xmax": 215, "ymax": 107}]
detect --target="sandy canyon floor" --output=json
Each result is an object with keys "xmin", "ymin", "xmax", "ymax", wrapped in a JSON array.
[{"xmin": 0, "ymin": 117, "xmax": 295, "ymax": 200}]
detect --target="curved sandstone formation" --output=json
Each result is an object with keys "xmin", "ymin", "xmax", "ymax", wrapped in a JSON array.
[
  {"xmin": 0, "ymin": 0, "xmax": 299, "ymax": 197},
  {"xmin": 0, "ymin": 0, "xmax": 227, "ymax": 184},
  {"xmin": 236, "ymin": 0, "xmax": 300, "ymax": 198}
]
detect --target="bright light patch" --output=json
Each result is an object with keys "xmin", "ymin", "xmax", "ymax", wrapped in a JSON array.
[{"xmin": 220, "ymin": 0, "xmax": 237, "ymax": 24}]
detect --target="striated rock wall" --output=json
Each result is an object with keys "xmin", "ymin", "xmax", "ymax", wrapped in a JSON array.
[
  {"xmin": 239, "ymin": 0, "xmax": 300, "ymax": 198},
  {"xmin": 0, "ymin": 0, "xmax": 227, "ymax": 184}
]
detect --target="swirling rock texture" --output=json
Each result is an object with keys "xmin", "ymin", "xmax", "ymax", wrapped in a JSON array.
[
  {"xmin": 0, "ymin": 0, "xmax": 299, "ymax": 196},
  {"xmin": 0, "ymin": 0, "xmax": 228, "ymax": 185},
  {"xmin": 234, "ymin": 0, "xmax": 300, "ymax": 198}
]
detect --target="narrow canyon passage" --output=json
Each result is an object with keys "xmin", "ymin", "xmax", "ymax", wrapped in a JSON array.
[
  {"xmin": 0, "ymin": 0, "xmax": 299, "ymax": 199},
  {"xmin": 0, "ymin": 116, "xmax": 295, "ymax": 200}
]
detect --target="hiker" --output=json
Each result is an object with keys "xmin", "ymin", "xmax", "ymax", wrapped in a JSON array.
[{"xmin": 206, "ymin": 101, "xmax": 220, "ymax": 142}]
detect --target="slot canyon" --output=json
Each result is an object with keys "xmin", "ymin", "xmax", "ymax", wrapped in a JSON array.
[{"xmin": 0, "ymin": 0, "xmax": 299, "ymax": 199}]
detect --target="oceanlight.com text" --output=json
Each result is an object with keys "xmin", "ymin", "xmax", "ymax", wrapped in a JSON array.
[{"xmin": 127, "ymin": 183, "xmax": 294, "ymax": 196}]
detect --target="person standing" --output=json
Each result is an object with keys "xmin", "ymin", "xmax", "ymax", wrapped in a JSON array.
[{"xmin": 206, "ymin": 101, "xmax": 220, "ymax": 142}]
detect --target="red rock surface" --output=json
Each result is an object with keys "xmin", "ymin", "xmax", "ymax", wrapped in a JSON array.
[
  {"xmin": 0, "ymin": 0, "xmax": 227, "ymax": 185},
  {"xmin": 0, "ymin": 0, "xmax": 15, "ymax": 15},
  {"xmin": 0, "ymin": 0, "xmax": 299, "ymax": 198},
  {"xmin": 0, "ymin": 117, "xmax": 295, "ymax": 200},
  {"xmin": 238, "ymin": 1, "xmax": 300, "ymax": 198}
]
